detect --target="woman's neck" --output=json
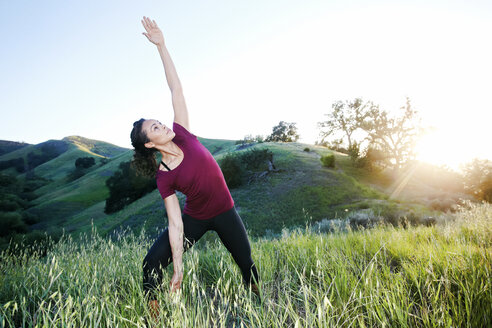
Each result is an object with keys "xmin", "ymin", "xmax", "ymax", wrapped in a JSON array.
[{"xmin": 158, "ymin": 141, "xmax": 182, "ymax": 162}]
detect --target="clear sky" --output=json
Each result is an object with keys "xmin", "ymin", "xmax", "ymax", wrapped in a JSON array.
[{"xmin": 1, "ymin": 0, "xmax": 491, "ymax": 170}]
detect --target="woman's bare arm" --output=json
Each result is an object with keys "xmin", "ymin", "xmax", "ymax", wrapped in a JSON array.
[
  {"xmin": 141, "ymin": 16, "xmax": 190, "ymax": 131},
  {"xmin": 164, "ymin": 193, "xmax": 184, "ymax": 292}
]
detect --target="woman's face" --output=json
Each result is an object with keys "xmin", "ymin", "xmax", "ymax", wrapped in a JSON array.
[{"xmin": 142, "ymin": 119, "xmax": 175, "ymax": 148}]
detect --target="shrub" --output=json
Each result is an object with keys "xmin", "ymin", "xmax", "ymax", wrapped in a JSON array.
[
  {"xmin": 19, "ymin": 191, "xmax": 38, "ymax": 202},
  {"xmin": 428, "ymin": 198, "xmax": 458, "ymax": 212},
  {"xmin": 0, "ymin": 173, "xmax": 17, "ymax": 187},
  {"xmin": 321, "ymin": 153, "xmax": 335, "ymax": 168},
  {"xmin": 235, "ymin": 134, "xmax": 255, "ymax": 145},
  {"xmin": 23, "ymin": 173, "xmax": 51, "ymax": 191},
  {"xmin": 0, "ymin": 157, "xmax": 25, "ymax": 172},
  {"xmin": 219, "ymin": 153, "xmax": 243, "ymax": 188},
  {"xmin": 104, "ymin": 161, "xmax": 157, "ymax": 214},
  {"xmin": 219, "ymin": 148, "xmax": 275, "ymax": 188},
  {"xmin": 0, "ymin": 199, "xmax": 21, "ymax": 212},
  {"xmin": 304, "ymin": 147, "xmax": 310, "ymax": 152},
  {"xmin": 67, "ymin": 168, "xmax": 87, "ymax": 182},
  {"xmin": 241, "ymin": 148, "xmax": 273, "ymax": 171},
  {"xmin": 348, "ymin": 142, "xmax": 360, "ymax": 163},
  {"xmin": 22, "ymin": 211, "xmax": 40, "ymax": 225},
  {"xmin": 0, "ymin": 211, "xmax": 27, "ymax": 236},
  {"xmin": 359, "ymin": 147, "xmax": 388, "ymax": 171},
  {"xmin": 347, "ymin": 209, "xmax": 384, "ymax": 229},
  {"xmin": 2, "ymin": 229, "xmax": 61, "ymax": 257},
  {"xmin": 75, "ymin": 157, "xmax": 96, "ymax": 169},
  {"xmin": 26, "ymin": 142, "xmax": 67, "ymax": 170}
]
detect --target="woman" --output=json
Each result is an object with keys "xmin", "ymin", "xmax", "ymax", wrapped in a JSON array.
[{"xmin": 130, "ymin": 16, "xmax": 260, "ymax": 314}]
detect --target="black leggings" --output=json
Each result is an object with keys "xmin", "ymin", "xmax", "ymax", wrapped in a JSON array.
[{"xmin": 142, "ymin": 205, "xmax": 259, "ymax": 299}]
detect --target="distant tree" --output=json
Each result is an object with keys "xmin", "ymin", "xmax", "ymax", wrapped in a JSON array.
[
  {"xmin": 318, "ymin": 98, "xmax": 370, "ymax": 149},
  {"xmin": 254, "ymin": 135, "xmax": 264, "ymax": 143},
  {"xmin": 104, "ymin": 161, "xmax": 157, "ymax": 213},
  {"xmin": 266, "ymin": 121, "xmax": 299, "ymax": 142},
  {"xmin": 461, "ymin": 158, "xmax": 492, "ymax": 203},
  {"xmin": 0, "ymin": 157, "xmax": 25, "ymax": 173},
  {"xmin": 0, "ymin": 173, "xmax": 17, "ymax": 188},
  {"xmin": 0, "ymin": 211, "xmax": 27, "ymax": 236},
  {"xmin": 360, "ymin": 97, "xmax": 422, "ymax": 172},
  {"xmin": 75, "ymin": 157, "xmax": 96, "ymax": 169},
  {"xmin": 67, "ymin": 157, "xmax": 96, "ymax": 181},
  {"xmin": 236, "ymin": 134, "xmax": 256, "ymax": 146}
]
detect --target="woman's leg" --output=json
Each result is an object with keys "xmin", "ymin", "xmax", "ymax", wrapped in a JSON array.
[
  {"xmin": 142, "ymin": 214, "xmax": 209, "ymax": 300},
  {"xmin": 211, "ymin": 206, "xmax": 260, "ymax": 288}
]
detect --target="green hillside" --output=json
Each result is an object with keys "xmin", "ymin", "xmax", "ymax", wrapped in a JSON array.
[
  {"xmin": 2, "ymin": 133, "xmax": 456, "ymax": 241},
  {"xmin": 26, "ymin": 151, "xmax": 132, "ymax": 230},
  {"xmin": 0, "ymin": 140, "xmax": 30, "ymax": 156},
  {"xmin": 61, "ymin": 135, "xmax": 129, "ymax": 158}
]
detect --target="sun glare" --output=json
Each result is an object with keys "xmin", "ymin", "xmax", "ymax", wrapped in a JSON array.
[{"xmin": 414, "ymin": 127, "xmax": 466, "ymax": 172}]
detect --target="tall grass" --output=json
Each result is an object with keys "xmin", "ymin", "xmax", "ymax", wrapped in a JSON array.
[{"xmin": 1, "ymin": 202, "xmax": 490, "ymax": 327}]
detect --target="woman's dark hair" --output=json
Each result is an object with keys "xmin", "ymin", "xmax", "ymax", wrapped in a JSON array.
[{"xmin": 130, "ymin": 118, "xmax": 158, "ymax": 178}]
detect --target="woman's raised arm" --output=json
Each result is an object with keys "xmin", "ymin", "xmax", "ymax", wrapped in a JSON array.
[{"xmin": 141, "ymin": 16, "xmax": 190, "ymax": 131}]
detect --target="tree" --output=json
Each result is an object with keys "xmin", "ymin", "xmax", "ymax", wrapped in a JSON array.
[
  {"xmin": 266, "ymin": 121, "xmax": 299, "ymax": 142},
  {"xmin": 75, "ymin": 157, "xmax": 96, "ymax": 169},
  {"xmin": 461, "ymin": 158, "xmax": 492, "ymax": 203},
  {"xmin": 104, "ymin": 161, "xmax": 156, "ymax": 213},
  {"xmin": 317, "ymin": 98, "xmax": 370, "ymax": 149},
  {"xmin": 361, "ymin": 97, "xmax": 422, "ymax": 172}
]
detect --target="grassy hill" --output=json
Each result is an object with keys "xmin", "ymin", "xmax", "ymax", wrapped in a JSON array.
[
  {"xmin": 1, "ymin": 202, "xmax": 489, "ymax": 327},
  {"xmin": 1, "ymin": 133, "xmax": 469, "ymax": 243},
  {"xmin": 0, "ymin": 140, "xmax": 30, "ymax": 156}
]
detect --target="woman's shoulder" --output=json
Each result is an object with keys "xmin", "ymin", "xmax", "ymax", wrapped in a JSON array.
[{"xmin": 173, "ymin": 121, "xmax": 197, "ymax": 139}]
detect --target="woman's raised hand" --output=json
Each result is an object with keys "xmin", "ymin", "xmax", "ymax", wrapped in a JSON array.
[{"xmin": 141, "ymin": 16, "xmax": 165, "ymax": 46}]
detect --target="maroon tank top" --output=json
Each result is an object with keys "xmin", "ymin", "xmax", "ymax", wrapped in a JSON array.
[{"xmin": 155, "ymin": 122, "xmax": 234, "ymax": 220}]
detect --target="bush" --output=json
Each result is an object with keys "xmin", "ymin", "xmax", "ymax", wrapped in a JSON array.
[
  {"xmin": 235, "ymin": 134, "xmax": 255, "ymax": 146},
  {"xmin": 1, "ymin": 229, "xmax": 62, "ymax": 257},
  {"xmin": 0, "ymin": 173, "xmax": 17, "ymax": 187},
  {"xmin": 219, "ymin": 153, "xmax": 243, "ymax": 188},
  {"xmin": 67, "ymin": 168, "xmax": 87, "ymax": 182},
  {"xmin": 75, "ymin": 157, "xmax": 96, "ymax": 169},
  {"xmin": 0, "ymin": 193, "xmax": 28, "ymax": 209},
  {"xmin": 22, "ymin": 211, "xmax": 40, "ymax": 225},
  {"xmin": 321, "ymin": 153, "xmax": 335, "ymax": 168},
  {"xmin": 19, "ymin": 191, "xmax": 38, "ymax": 202},
  {"xmin": 241, "ymin": 148, "xmax": 273, "ymax": 171},
  {"xmin": 104, "ymin": 161, "xmax": 157, "ymax": 214},
  {"xmin": 0, "ymin": 157, "xmax": 25, "ymax": 173},
  {"xmin": 428, "ymin": 198, "xmax": 458, "ymax": 212},
  {"xmin": 23, "ymin": 174, "xmax": 51, "ymax": 192},
  {"xmin": 0, "ymin": 199, "xmax": 21, "ymax": 212},
  {"xmin": 348, "ymin": 142, "xmax": 360, "ymax": 163},
  {"xmin": 219, "ymin": 148, "xmax": 275, "ymax": 188},
  {"xmin": 26, "ymin": 142, "xmax": 66, "ymax": 170},
  {"xmin": 0, "ymin": 211, "xmax": 27, "ymax": 236},
  {"xmin": 358, "ymin": 147, "xmax": 387, "ymax": 171},
  {"xmin": 304, "ymin": 147, "xmax": 310, "ymax": 152}
]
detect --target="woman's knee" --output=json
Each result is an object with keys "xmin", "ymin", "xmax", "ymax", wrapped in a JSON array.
[
  {"xmin": 143, "ymin": 251, "xmax": 170, "ymax": 274},
  {"xmin": 142, "ymin": 253, "xmax": 156, "ymax": 273}
]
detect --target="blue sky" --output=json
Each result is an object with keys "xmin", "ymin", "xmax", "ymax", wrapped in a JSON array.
[{"xmin": 1, "ymin": 0, "xmax": 491, "ymax": 169}]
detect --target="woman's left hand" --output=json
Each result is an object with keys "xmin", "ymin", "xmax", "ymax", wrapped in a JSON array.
[
  {"xmin": 141, "ymin": 16, "xmax": 165, "ymax": 46},
  {"xmin": 170, "ymin": 270, "xmax": 183, "ymax": 293}
]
